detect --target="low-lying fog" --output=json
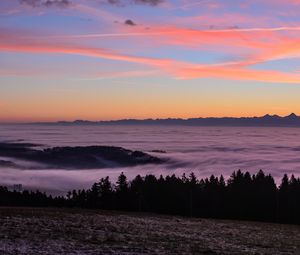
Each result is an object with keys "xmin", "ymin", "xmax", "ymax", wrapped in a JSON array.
[{"xmin": 0, "ymin": 124, "xmax": 300, "ymax": 195}]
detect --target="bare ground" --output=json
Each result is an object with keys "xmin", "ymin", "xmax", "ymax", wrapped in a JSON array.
[{"xmin": 0, "ymin": 207, "xmax": 299, "ymax": 255}]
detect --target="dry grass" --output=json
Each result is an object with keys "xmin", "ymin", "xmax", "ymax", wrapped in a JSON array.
[{"xmin": 0, "ymin": 207, "xmax": 299, "ymax": 254}]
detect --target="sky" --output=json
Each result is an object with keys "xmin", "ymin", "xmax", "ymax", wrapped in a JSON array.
[{"xmin": 1, "ymin": 0, "xmax": 300, "ymax": 122}]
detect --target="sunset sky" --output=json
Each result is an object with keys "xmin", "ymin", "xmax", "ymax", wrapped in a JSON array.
[{"xmin": 1, "ymin": 0, "xmax": 300, "ymax": 122}]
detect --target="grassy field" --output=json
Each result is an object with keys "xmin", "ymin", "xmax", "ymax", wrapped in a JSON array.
[{"xmin": 0, "ymin": 207, "xmax": 299, "ymax": 255}]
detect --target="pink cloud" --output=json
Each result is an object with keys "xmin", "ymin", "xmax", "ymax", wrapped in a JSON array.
[
  {"xmin": 176, "ymin": 64, "xmax": 300, "ymax": 83},
  {"xmin": 1, "ymin": 27, "xmax": 300, "ymax": 84}
]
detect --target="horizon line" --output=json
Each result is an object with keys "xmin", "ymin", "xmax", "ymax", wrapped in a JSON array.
[{"xmin": 0, "ymin": 113, "xmax": 299, "ymax": 125}]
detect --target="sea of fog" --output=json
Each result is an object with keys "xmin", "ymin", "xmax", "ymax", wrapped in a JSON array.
[{"xmin": 0, "ymin": 124, "xmax": 300, "ymax": 194}]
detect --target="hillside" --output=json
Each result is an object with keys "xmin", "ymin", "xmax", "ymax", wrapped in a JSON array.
[{"xmin": 0, "ymin": 207, "xmax": 299, "ymax": 254}]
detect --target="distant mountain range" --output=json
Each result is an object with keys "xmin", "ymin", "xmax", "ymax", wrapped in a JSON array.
[{"xmin": 25, "ymin": 113, "xmax": 300, "ymax": 127}]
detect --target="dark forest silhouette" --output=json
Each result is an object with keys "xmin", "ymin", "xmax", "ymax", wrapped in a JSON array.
[{"xmin": 1, "ymin": 170, "xmax": 300, "ymax": 224}]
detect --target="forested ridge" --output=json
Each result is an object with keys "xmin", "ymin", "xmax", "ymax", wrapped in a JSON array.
[{"xmin": 1, "ymin": 170, "xmax": 300, "ymax": 224}]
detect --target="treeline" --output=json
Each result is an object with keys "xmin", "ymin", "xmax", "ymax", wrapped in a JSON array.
[
  {"xmin": 0, "ymin": 187, "xmax": 65, "ymax": 207},
  {"xmin": 1, "ymin": 170, "xmax": 300, "ymax": 224}
]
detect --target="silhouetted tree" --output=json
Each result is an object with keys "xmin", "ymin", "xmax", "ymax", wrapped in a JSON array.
[{"xmin": 1, "ymin": 170, "xmax": 300, "ymax": 224}]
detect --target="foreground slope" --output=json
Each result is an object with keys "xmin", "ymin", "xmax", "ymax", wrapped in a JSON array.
[{"xmin": 0, "ymin": 207, "xmax": 299, "ymax": 255}]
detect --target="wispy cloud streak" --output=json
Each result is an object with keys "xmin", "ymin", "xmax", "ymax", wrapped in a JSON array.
[
  {"xmin": 3, "ymin": 0, "xmax": 300, "ymax": 84},
  {"xmin": 2, "ymin": 27, "xmax": 300, "ymax": 83}
]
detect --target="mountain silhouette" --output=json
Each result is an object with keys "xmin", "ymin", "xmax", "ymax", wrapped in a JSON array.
[{"xmin": 27, "ymin": 113, "xmax": 300, "ymax": 127}]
